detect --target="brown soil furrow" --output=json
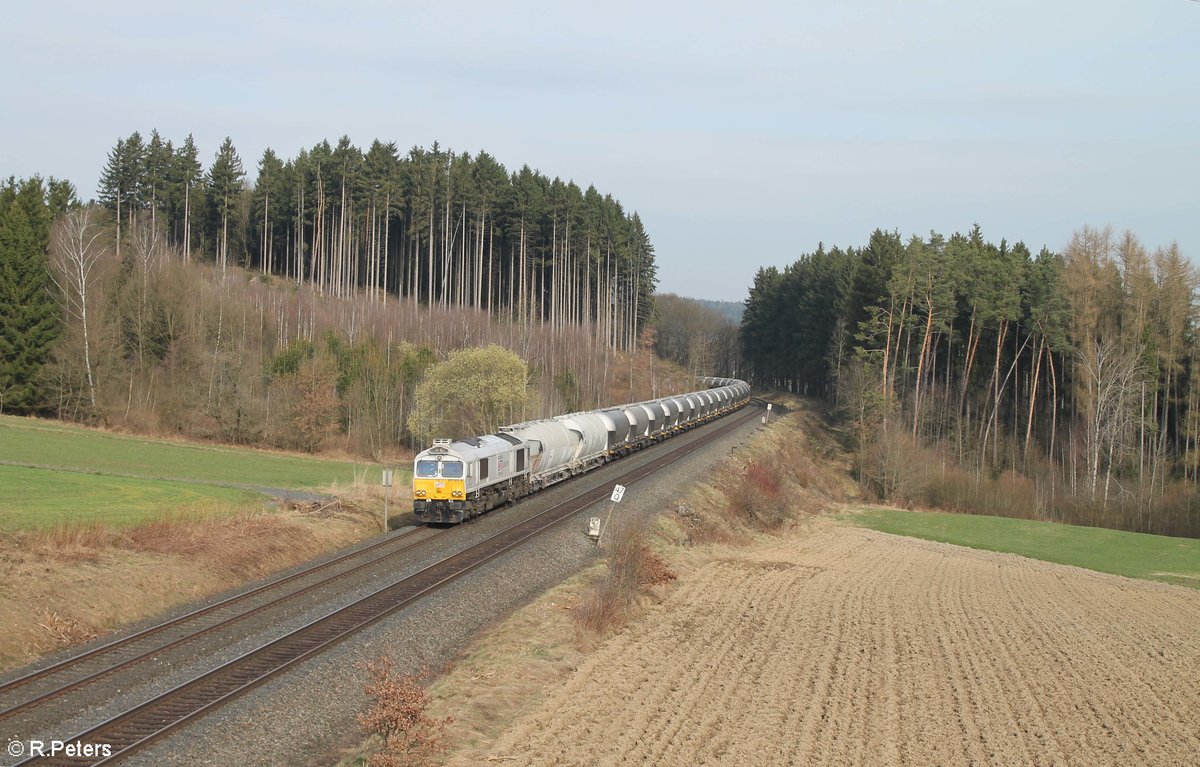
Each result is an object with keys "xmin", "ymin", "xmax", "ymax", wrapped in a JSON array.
[
  {"xmin": 637, "ymin": 563, "xmax": 819, "ymax": 765},
  {"xmin": 623, "ymin": 570, "xmax": 761, "ymax": 763},
  {"xmin": 811, "ymin": 537, "xmax": 912, "ymax": 767},
  {"xmin": 912, "ymin": 545, "xmax": 992, "ymax": 766},
  {"xmin": 483, "ymin": 522, "xmax": 1200, "ymax": 767},
  {"xmin": 944, "ymin": 554, "xmax": 1042, "ymax": 766},
  {"xmin": 885, "ymin": 551, "xmax": 963, "ymax": 765},
  {"xmin": 752, "ymin": 568, "xmax": 849, "ymax": 766},
  {"xmin": 995, "ymin": 555, "xmax": 1200, "ymax": 762},
  {"xmin": 784, "ymin": 567, "xmax": 859, "ymax": 766},
  {"xmin": 971, "ymin": 562, "xmax": 1073, "ymax": 764},
  {"xmin": 687, "ymin": 568, "xmax": 816, "ymax": 764}
]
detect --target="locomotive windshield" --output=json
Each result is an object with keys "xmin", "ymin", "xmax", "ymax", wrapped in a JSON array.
[
  {"xmin": 415, "ymin": 459, "xmax": 439, "ymax": 478},
  {"xmin": 415, "ymin": 458, "xmax": 464, "ymax": 478}
]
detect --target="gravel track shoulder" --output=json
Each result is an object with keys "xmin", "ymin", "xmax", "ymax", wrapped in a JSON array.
[{"xmin": 484, "ymin": 522, "xmax": 1200, "ymax": 766}]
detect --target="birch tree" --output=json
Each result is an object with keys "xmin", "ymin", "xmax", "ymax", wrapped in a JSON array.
[{"xmin": 50, "ymin": 208, "xmax": 106, "ymax": 409}]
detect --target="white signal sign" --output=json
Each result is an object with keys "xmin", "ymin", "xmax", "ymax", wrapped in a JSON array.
[{"xmin": 610, "ymin": 484, "xmax": 626, "ymax": 503}]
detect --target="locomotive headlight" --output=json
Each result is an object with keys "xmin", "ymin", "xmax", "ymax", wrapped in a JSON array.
[
  {"xmin": 451, "ymin": 489, "xmax": 463, "ymax": 497},
  {"xmin": 415, "ymin": 489, "xmax": 426, "ymax": 497}
]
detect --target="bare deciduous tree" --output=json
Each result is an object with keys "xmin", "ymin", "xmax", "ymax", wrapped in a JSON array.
[
  {"xmin": 1077, "ymin": 337, "xmax": 1145, "ymax": 508},
  {"xmin": 50, "ymin": 208, "xmax": 106, "ymax": 410}
]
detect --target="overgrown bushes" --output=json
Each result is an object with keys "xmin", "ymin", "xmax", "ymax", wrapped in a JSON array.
[
  {"xmin": 856, "ymin": 424, "xmax": 1200, "ymax": 538},
  {"xmin": 726, "ymin": 460, "xmax": 789, "ymax": 530},
  {"xmin": 573, "ymin": 515, "xmax": 676, "ymax": 634},
  {"xmin": 358, "ymin": 657, "xmax": 450, "ymax": 767}
]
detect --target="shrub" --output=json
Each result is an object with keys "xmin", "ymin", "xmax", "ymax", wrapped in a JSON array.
[
  {"xmin": 725, "ymin": 459, "xmax": 788, "ymax": 530},
  {"xmin": 573, "ymin": 515, "xmax": 676, "ymax": 634},
  {"xmin": 358, "ymin": 656, "xmax": 450, "ymax": 767}
]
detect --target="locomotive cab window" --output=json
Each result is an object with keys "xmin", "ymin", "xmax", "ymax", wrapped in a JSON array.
[
  {"xmin": 440, "ymin": 460, "xmax": 464, "ymax": 478},
  {"xmin": 479, "ymin": 458, "xmax": 490, "ymax": 480},
  {"xmin": 416, "ymin": 460, "xmax": 439, "ymax": 478}
]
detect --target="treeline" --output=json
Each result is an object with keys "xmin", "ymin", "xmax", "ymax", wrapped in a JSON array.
[
  {"xmin": 742, "ymin": 226, "xmax": 1199, "ymax": 538},
  {"xmin": 1, "ymin": 173, "xmax": 684, "ymax": 458},
  {"xmin": 96, "ymin": 132, "xmax": 656, "ymax": 351}
]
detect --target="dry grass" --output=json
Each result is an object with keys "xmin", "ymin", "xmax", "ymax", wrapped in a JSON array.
[
  {"xmin": 329, "ymin": 577, "xmax": 592, "ymax": 767},
  {"xmin": 323, "ymin": 475, "xmax": 415, "ymax": 530},
  {"xmin": 572, "ymin": 516, "xmax": 679, "ymax": 635},
  {"xmin": 34, "ymin": 609, "xmax": 100, "ymax": 648},
  {"xmin": 0, "ymin": 500, "xmax": 378, "ymax": 671}
]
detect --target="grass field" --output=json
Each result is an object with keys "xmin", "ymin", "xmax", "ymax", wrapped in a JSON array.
[
  {"xmin": 0, "ymin": 464, "xmax": 260, "ymax": 529},
  {"xmin": 0, "ymin": 415, "xmax": 404, "ymax": 530},
  {"xmin": 848, "ymin": 507, "xmax": 1200, "ymax": 589}
]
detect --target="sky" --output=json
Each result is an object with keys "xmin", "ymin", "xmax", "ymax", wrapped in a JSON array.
[{"xmin": 3, "ymin": 0, "xmax": 1197, "ymax": 302}]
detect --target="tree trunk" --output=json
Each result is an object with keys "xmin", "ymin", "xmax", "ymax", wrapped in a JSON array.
[{"xmin": 1024, "ymin": 334, "xmax": 1045, "ymax": 460}]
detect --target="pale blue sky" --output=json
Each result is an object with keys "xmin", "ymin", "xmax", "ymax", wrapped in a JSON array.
[{"xmin": 3, "ymin": 1, "xmax": 1196, "ymax": 301}]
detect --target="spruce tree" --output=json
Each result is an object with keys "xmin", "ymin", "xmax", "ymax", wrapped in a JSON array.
[
  {"xmin": 0, "ymin": 177, "xmax": 63, "ymax": 413},
  {"xmin": 167, "ymin": 134, "xmax": 203, "ymax": 260},
  {"xmin": 206, "ymin": 137, "xmax": 245, "ymax": 275}
]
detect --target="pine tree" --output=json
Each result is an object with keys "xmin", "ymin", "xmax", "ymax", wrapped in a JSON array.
[
  {"xmin": 166, "ymin": 134, "xmax": 203, "ymax": 260},
  {"xmin": 97, "ymin": 136, "xmax": 130, "ymax": 257},
  {"xmin": 0, "ymin": 177, "xmax": 65, "ymax": 413},
  {"xmin": 144, "ymin": 129, "xmax": 172, "ymax": 230},
  {"xmin": 206, "ymin": 137, "xmax": 245, "ymax": 276},
  {"xmin": 252, "ymin": 148, "xmax": 285, "ymax": 275}
]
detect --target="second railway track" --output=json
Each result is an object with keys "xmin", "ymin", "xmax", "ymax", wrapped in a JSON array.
[{"xmin": 0, "ymin": 525, "xmax": 443, "ymax": 721}]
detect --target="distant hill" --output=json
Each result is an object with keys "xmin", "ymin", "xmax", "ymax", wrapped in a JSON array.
[
  {"xmin": 652, "ymin": 294, "xmax": 744, "ymax": 325},
  {"xmin": 693, "ymin": 298, "xmax": 744, "ymax": 325}
]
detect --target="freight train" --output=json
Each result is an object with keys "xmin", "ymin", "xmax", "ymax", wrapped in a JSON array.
[{"xmin": 411, "ymin": 378, "xmax": 752, "ymax": 523}]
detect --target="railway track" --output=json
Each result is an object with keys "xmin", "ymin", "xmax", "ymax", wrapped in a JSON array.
[
  {"xmin": 11, "ymin": 403, "xmax": 762, "ymax": 766},
  {"xmin": 0, "ymin": 526, "xmax": 442, "ymax": 722}
]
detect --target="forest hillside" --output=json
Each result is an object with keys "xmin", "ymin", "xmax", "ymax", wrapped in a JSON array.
[
  {"xmin": 0, "ymin": 137, "xmax": 698, "ymax": 459},
  {"xmin": 741, "ymin": 225, "xmax": 1199, "ymax": 538}
]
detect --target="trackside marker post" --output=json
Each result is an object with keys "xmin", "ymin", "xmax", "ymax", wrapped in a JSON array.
[
  {"xmin": 381, "ymin": 469, "xmax": 394, "ymax": 531},
  {"xmin": 591, "ymin": 484, "xmax": 625, "ymax": 545}
]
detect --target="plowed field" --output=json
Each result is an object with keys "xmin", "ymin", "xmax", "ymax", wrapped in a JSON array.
[{"xmin": 484, "ymin": 523, "xmax": 1200, "ymax": 766}]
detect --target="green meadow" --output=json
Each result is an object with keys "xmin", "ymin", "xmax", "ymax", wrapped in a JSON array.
[
  {"xmin": 849, "ymin": 507, "xmax": 1200, "ymax": 589},
  {"xmin": 0, "ymin": 415, "xmax": 402, "ymax": 530}
]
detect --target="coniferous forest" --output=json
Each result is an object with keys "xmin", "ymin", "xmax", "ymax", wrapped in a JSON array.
[
  {"xmin": 95, "ymin": 131, "xmax": 656, "ymax": 346},
  {"xmin": 0, "ymin": 132, "xmax": 662, "ymax": 456},
  {"xmin": 741, "ymin": 226, "xmax": 1199, "ymax": 538}
]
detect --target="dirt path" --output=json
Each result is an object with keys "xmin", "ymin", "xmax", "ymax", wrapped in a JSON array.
[{"xmin": 481, "ymin": 523, "xmax": 1200, "ymax": 766}]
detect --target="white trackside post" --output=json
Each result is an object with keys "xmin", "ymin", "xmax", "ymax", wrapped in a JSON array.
[
  {"xmin": 597, "ymin": 484, "xmax": 625, "ymax": 545},
  {"xmin": 382, "ymin": 468, "xmax": 394, "ymax": 531}
]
